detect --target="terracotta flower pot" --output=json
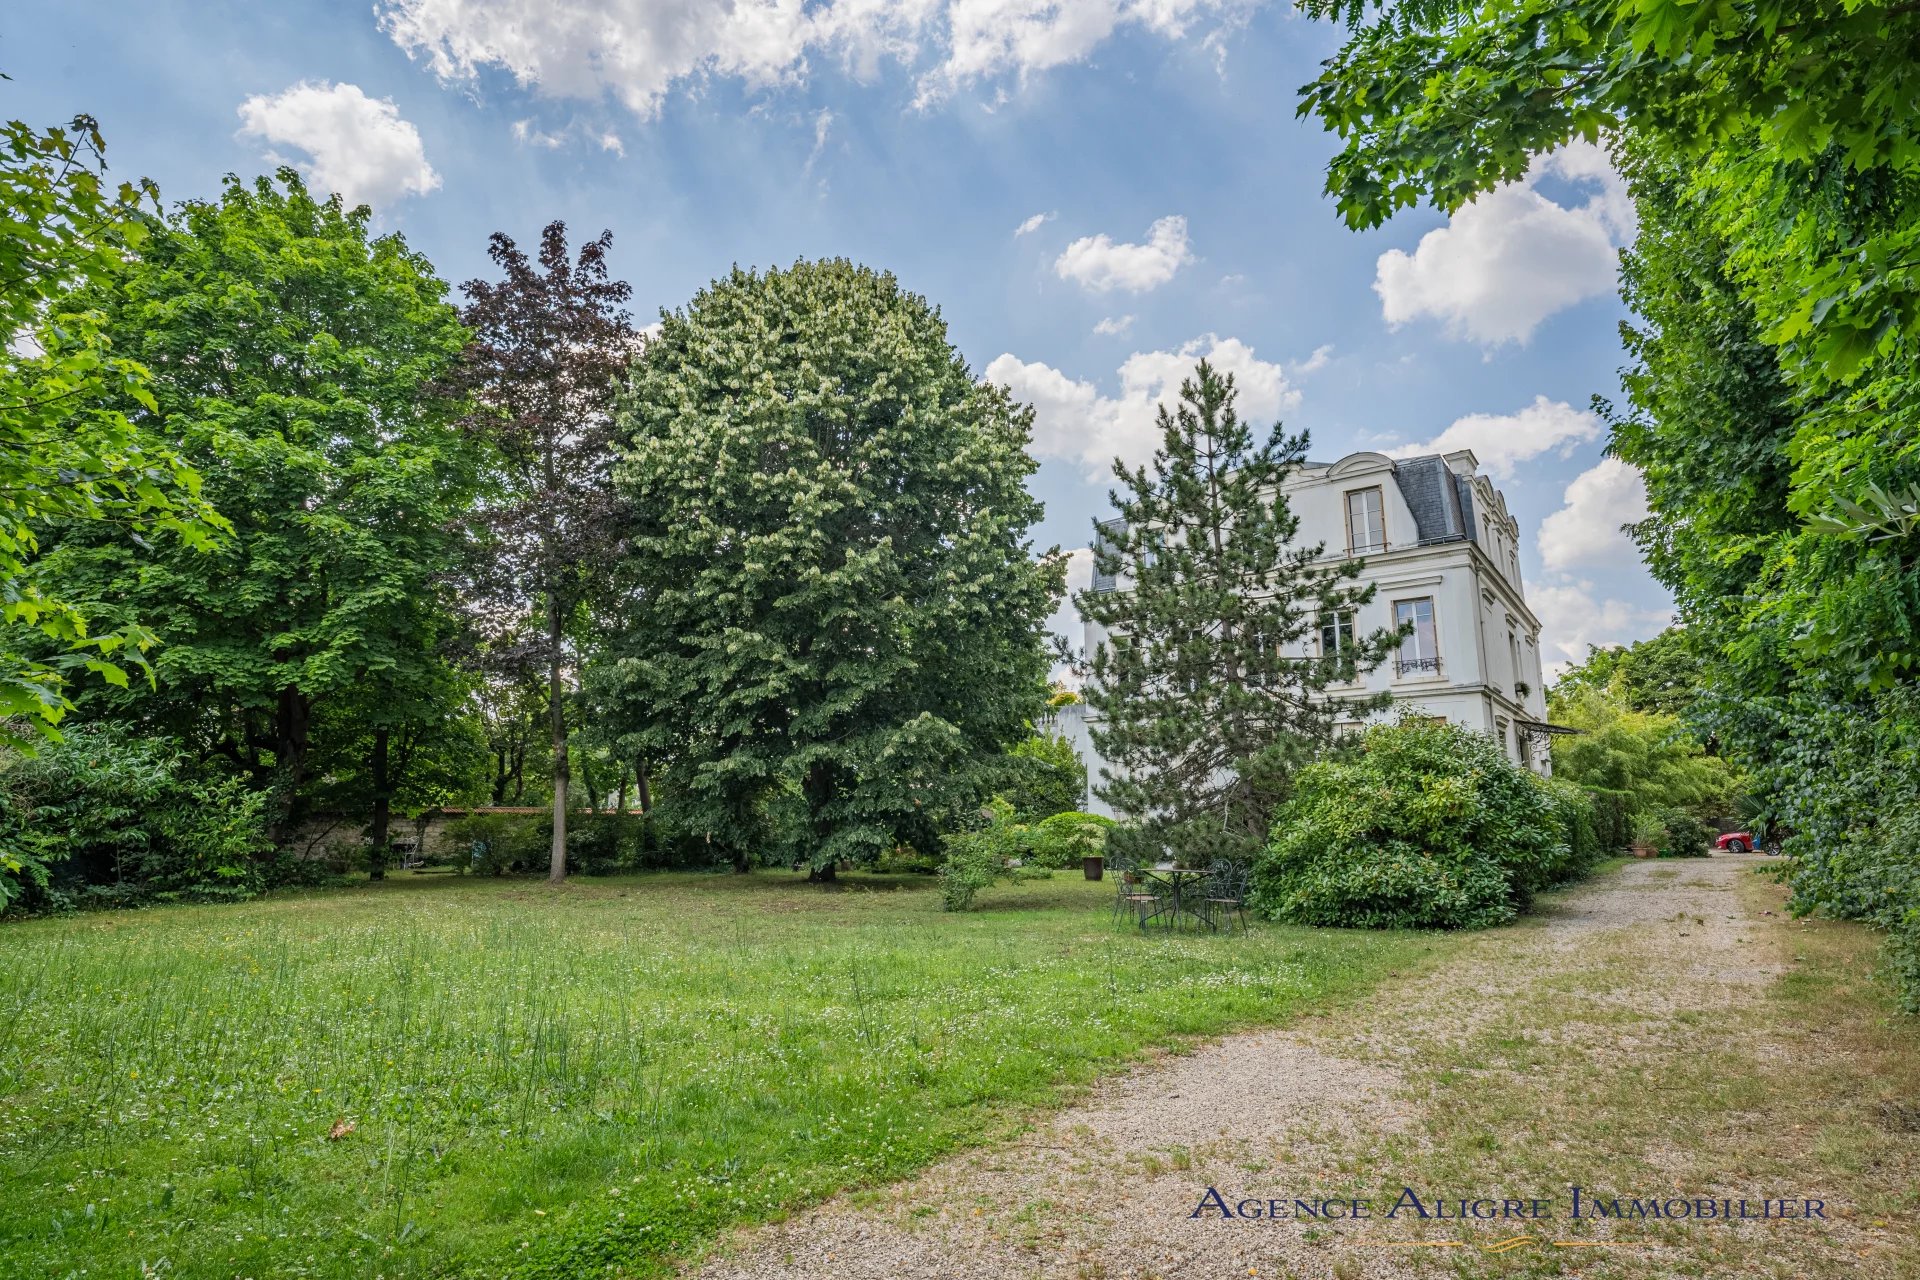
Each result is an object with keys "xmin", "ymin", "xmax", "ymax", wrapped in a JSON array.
[{"xmin": 1631, "ymin": 843, "xmax": 1658, "ymax": 859}]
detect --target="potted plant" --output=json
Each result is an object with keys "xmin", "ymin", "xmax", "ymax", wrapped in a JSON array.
[{"xmin": 1630, "ymin": 812, "xmax": 1663, "ymax": 859}]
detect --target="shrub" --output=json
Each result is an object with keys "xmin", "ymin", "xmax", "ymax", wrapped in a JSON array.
[
  {"xmin": 1653, "ymin": 807, "xmax": 1714, "ymax": 857},
  {"xmin": 567, "ymin": 814, "xmax": 641, "ymax": 875},
  {"xmin": 1251, "ymin": 719, "xmax": 1569, "ymax": 930},
  {"xmin": 1542, "ymin": 779, "xmax": 1602, "ymax": 883},
  {"xmin": 444, "ymin": 812, "xmax": 548, "ymax": 875},
  {"xmin": 996, "ymin": 733, "xmax": 1087, "ymax": 820},
  {"xmin": 1582, "ymin": 786, "xmax": 1635, "ymax": 854},
  {"xmin": 873, "ymin": 845, "xmax": 941, "ymax": 875},
  {"xmin": 1743, "ymin": 686, "xmax": 1920, "ymax": 1011},
  {"xmin": 939, "ymin": 801, "xmax": 1024, "ymax": 911},
  {"xmin": 0, "ymin": 724, "xmax": 270, "ymax": 911},
  {"xmin": 1023, "ymin": 811, "xmax": 1115, "ymax": 869}
]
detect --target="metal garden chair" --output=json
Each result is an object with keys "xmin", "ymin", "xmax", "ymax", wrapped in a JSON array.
[
  {"xmin": 1199, "ymin": 859, "xmax": 1251, "ymax": 935},
  {"xmin": 1113, "ymin": 868, "xmax": 1164, "ymax": 927}
]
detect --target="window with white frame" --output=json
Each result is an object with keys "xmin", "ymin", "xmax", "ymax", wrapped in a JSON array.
[
  {"xmin": 1394, "ymin": 597, "xmax": 1439, "ymax": 675},
  {"xmin": 1318, "ymin": 609, "xmax": 1354, "ymax": 657},
  {"xmin": 1345, "ymin": 487, "xmax": 1386, "ymax": 553}
]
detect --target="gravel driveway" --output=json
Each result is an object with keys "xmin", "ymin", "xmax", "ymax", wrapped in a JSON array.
[{"xmin": 686, "ymin": 855, "xmax": 1891, "ymax": 1279}]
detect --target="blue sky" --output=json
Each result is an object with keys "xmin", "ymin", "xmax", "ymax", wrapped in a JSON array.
[{"xmin": 6, "ymin": 1, "xmax": 1670, "ymax": 674}]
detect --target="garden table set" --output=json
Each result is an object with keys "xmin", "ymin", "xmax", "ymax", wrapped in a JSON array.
[{"xmin": 1114, "ymin": 860, "xmax": 1249, "ymax": 934}]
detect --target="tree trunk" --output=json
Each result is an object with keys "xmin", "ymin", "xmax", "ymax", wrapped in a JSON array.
[
  {"xmin": 614, "ymin": 768, "xmax": 629, "ymax": 816},
  {"xmin": 368, "ymin": 727, "xmax": 392, "ymax": 881},
  {"xmin": 636, "ymin": 759, "xmax": 652, "ymax": 814},
  {"xmin": 267, "ymin": 686, "xmax": 312, "ymax": 846},
  {"xmin": 490, "ymin": 746, "xmax": 509, "ymax": 805},
  {"xmin": 580, "ymin": 748, "xmax": 602, "ymax": 814},
  {"xmin": 548, "ymin": 602, "xmax": 569, "ymax": 883},
  {"xmin": 801, "ymin": 761, "xmax": 842, "ymax": 880}
]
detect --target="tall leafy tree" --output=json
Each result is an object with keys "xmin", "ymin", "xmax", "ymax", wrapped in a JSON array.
[
  {"xmin": 1603, "ymin": 145, "xmax": 1920, "ymax": 994},
  {"xmin": 449, "ymin": 223, "xmax": 635, "ymax": 883},
  {"xmin": 47, "ymin": 171, "xmax": 474, "ymax": 841},
  {"xmin": 606, "ymin": 259, "xmax": 1063, "ymax": 877},
  {"xmin": 0, "ymin": 111, "xmax": 225, "ymax": 743},
  {"xmin": 1074, "ymin": 361, "xmax": 1400, "ymax": 866},
  {"xmin": 1297, "ymin": 0, "xmax": 1920, "ymax": 391},
  {"xmin": 1545, "ymin": 627, "xmax": 1707, "ymax": 721}
]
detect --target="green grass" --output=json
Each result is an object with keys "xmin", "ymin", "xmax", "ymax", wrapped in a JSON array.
[{"xmin": 0, "ymin": 869, "xmax": 1444, "ymax": 1278}]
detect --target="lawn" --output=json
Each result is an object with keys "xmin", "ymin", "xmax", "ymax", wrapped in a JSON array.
[{"xmin": 0, "ymin": 869, "xmax": 1445, "ymax": 1278}]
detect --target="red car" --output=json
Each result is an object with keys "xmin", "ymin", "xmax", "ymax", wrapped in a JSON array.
[{"xmin": 1715, "ymin": 831, "xmax": 1755, "ymax": 853}]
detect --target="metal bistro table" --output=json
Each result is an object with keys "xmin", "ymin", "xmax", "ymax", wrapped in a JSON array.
[{"xmin": 1134, "ymin": 864, "xmax": 1214, "ymax": 932}]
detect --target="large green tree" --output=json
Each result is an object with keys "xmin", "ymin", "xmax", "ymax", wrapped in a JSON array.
[
  {"xmin": 1603, "ymin": 144, "xmax": 1919, "ymax": 994},
  {"xmin": 1298, "ymin": 0, "xmax": 1919, "ymax": 390},
  {"xmin": 0, "ymin": 112, "xmax": 224, "ymax": 744},
  {"xmin": 1546, "ymin": 627, "xmax": 1708, "ymax": 721},
  {"xmin": 48, "ymin": 171, "xmax": 475, "ymax": 841},
  {"xmin": 606, "ymin": 259, "xmax": 1063, "ymax": 877},
  {"xmin": 1074, "ymin": 361, "xmax": 1400, "ymax": 867}
]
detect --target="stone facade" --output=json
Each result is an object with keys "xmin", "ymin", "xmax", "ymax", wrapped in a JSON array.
[{"xmin": 1065, "ymin": 448, "xmax": 1554, "ymax": 820}]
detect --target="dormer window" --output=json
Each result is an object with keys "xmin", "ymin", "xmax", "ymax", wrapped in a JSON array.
[{"xmin": 1345, "ymin": 487, "xmax": 1386, "ymax": 554}]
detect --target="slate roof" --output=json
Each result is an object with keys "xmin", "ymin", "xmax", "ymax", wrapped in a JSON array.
[{"xmin": 1388, "ymin": 454, "xmax": 1476, "ymax": 547}]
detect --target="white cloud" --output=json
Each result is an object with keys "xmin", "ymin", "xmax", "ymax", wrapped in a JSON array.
[
  {"xmin": 1385, "ymin": 394, "xmax": 1602, "ymax": 480},
  {"xmin": 1533, "ymin": 576, "xmax": 1673, "ymax": 680},
  {"xmin": 803, "ymin": 106, "xmax": 835, "ymax": 174},
  {"xmin": 514, "ymin": 117, "xmax": 628, "ymax": 154},
  {"xmin": 1373, "ymin": 140, "xmax": 1634, "ymax": 346},
  {"xmin": 1289, "ymin": 343, "xmax": 1333, "ymax": 375},
  {"xmin": 379, "ymin": 0, "xmax": 1261, "ymax": 120},
  {"xmin": 237, "ymin": 81, "xmax": 440, "ymax": 207},
  {"xmin": 916, "ymin": 0, "xmax": 1255, "ymax": 106},
  {"xmin": 987, "ymin": 333, "xmax": 1297, "ymax": 476},
  {"xmin": 1046, "ymin": 545, "xmax": 1096, "ymax": 668},
  {"xmin": 1092, "ymin": 314, "xmax": 1134, "ymax": 336},
  {"xmin": 1014, "ymin": 210, "xmax": 1056, "ymax": 237},
  {"xmin": 1054, "ymin": 215, "xmax": 1193, "ymax": 293},
  {"xmin": 511, "ymin": 118, "xmax": 565, "ymax": 148},
  {"xmin": 1539, "ymin": 457, "xmax": 1650, "ymax": 571}
]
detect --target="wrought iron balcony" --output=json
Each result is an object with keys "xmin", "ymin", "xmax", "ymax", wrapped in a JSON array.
[{"xmin": 1394, "ymin": 656, "xmax": 1443, "ymax": 677}]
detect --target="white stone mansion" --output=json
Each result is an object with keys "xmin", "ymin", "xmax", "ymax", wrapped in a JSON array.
[{"xmin": 1056, "ymin": 448, "xmax": 1554, "ymax": 819}]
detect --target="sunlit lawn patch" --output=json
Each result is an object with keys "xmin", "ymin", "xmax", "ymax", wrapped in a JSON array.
[{"xmin": 0, "ymin": 870, "xmax": 1442, "ymax": 1278}]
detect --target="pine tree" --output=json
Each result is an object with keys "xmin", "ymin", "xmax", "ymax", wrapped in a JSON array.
[{"xmin": 1075, "ymin": 361, "xmax": 1400, "ymax": 866}]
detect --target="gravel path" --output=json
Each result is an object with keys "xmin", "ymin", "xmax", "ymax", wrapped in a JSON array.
[{"xmin": 686, "ymin": 856, "xmax": 1875, "ymax": 1279}]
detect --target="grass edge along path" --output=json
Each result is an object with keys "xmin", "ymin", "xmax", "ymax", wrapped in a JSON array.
[{"xmin": 0, "ymin": 870, "xmax": 1456, "ymax": 1279}]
